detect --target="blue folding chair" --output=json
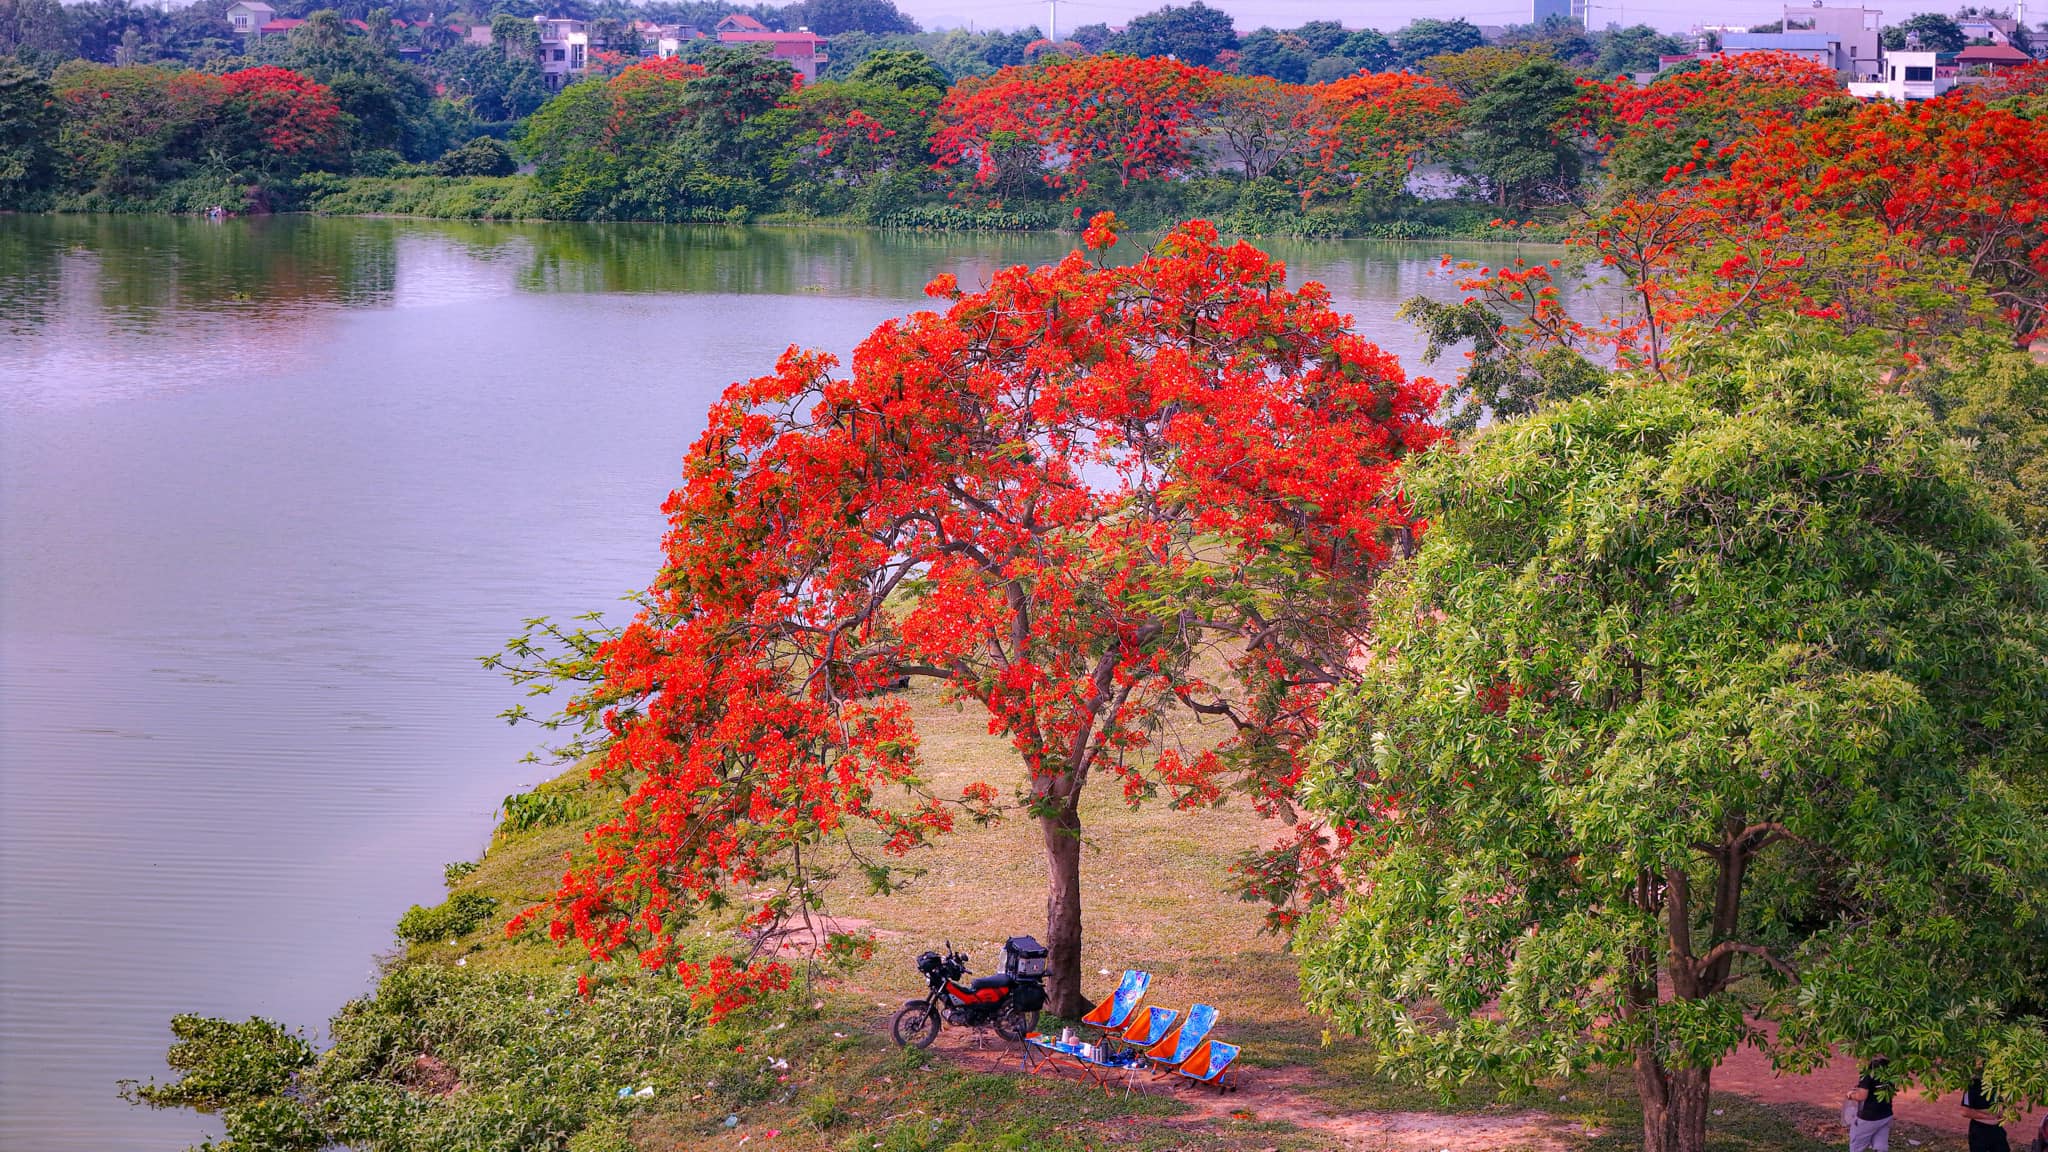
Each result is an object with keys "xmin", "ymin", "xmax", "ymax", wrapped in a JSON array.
[
  {"xmin": 1176, "ymin": 1039, "xmax": 1240, "ymax": 1092},
  {"xmin": 1080, "ymin": 970, "xmax": 1149, "ymax": 1038},
  {"xmin": 1142, "ymin": 1002, "xmax": 1217, "ymax": 1078},
  {"xmin": 1115, "ymin": 1005, "xmax": 1179, "ymax": 1052}
]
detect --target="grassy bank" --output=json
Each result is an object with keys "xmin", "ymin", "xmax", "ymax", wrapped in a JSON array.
[{"xmin": 134, "ymin": 682, "xmax": 1953, "ymax": 1151}]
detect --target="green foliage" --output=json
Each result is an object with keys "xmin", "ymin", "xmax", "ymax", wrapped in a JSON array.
[
  {"xmin": 394, "ymin": 892, "xmax": 498, "ymax": 943},
  {"xmin": 1458, "ymin": 58, "xmax": 1584, "ymax": 209},
  {"xmin": 496, "ymin": 781, "xmax": 595, "ymax": 835},
  {"xmin": 1594, "ymin": 24, "xmax": 1686, "ymax": 76},
  {"xmin": 847, "ymin": 47, "xmax": 948, "ymax": 93},
  {"xmin": 1881, "ymin": 13, "xmax": 1968, "ymax": 52},
  {"xmin": 1399, "ymin": 293, "xmax": 1605, "ymax": 431},
  {"xmin": 1106, "ymin": 1, "xmax": 1238, "ymax": 67},
  {"xmin": 295, "ymin": 172, "xmax": 547, "ymax": 219},
  {"xmin": 121, "ymin": 1016, "xmax": 321, "ymax": 1152},
  {"xmin": 0, "ymin": 64, "xmax": 58, "ymax": 210},
  {"xmin": 442, "ymin": 859, "xmax": 479, "ymax": 886},
  {"xmin": 1300, "ymin": 337, "xmax": 2048, "ymax": 1138},
  {"xmin": 434, "ymin": 135, "xmax": 515, "ymax": 177},
  {"xmin": 434, "ymin": 42, "xmax": 549, "ymax": 123},
  {"xmin": 1396, "ymin": 17, "xmax": 1483, "ymax": 67},
  {"xmin": 1907, "ymin": 339, "xmax": 2048, "ymax": 557}
]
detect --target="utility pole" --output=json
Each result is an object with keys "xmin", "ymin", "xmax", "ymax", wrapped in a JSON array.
[{"xmin": 1047, "ymin": 0, "xmax": 1057, "ymax": 43}]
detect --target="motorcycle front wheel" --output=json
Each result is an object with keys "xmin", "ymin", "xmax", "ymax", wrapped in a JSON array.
[
  {"xmin": 891, "ymin": 1004, "xmax": 940, "ymax": 1048},
  {"xmin": 993, "ymin": 1002, "xmax": 1037, "ymax": 1043}
]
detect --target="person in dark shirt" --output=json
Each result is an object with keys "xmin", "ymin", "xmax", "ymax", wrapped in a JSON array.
[
  {"xmin": 1962, "ymin": 1077, "xmax": 2009, "ymax": 1152},
  {"xmin": 1848, "ymin": 1058, "xmax": 1895, "ymax": 1152}
]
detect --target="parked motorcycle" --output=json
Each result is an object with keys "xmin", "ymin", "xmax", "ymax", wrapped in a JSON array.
[{"xmin": 891, "ymin": 936, "xmax": 1047, "ymax": 1048}]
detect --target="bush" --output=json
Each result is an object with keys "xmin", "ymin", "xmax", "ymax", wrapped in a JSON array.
[
  {"xmin": 871, "ymin": 202, "xmax": 1061, "ymax": 231},
  {"xmin": 434, "ymin": 137, "xmax": 516, "ymax": 178},
  {"xmin": 394, "ymin": 893, "xmax": 497, "ymax": 944},
  {"xmin": 496, "ymin": 784, "xmax": 592, "ymax": 835},
  {"xmin": 294, "ymin": 174, "xmax": 549, "ymax": 220},
  {"xmin": 441, "ymin": 860, "xmax": 478, "ymax": 887}
]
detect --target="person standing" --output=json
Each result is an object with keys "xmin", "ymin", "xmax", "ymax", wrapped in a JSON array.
[
  {"xmin": 1962, "ymin": 1077, "xmax": 2010, "ymax": 1152},
  {"xmin": 1847, "ymin": 1057, "xmax": 1896, "ymax": 1152}
]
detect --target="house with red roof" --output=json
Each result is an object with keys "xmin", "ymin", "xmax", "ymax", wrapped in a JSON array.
[{"xmin": 715, "ymin": 21, "xmax": 828, "ymax": 81}]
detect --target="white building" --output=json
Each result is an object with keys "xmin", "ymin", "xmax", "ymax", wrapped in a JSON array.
[
  {"xmin": 1847, "ymin": 50, "xmax": 1960, "ymax": 100},
  {"xmin": 225, "ymin": 0, "xmax": 273, "ymax": 37},
  {"xmin": 535, "ymin": 16, "xmax": 590, "ymax": 89}
]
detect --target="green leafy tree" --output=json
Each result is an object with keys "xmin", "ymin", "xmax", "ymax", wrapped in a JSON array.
[
  {"xmin": 1300, "ymin": 341, "xmax": 2048, "ymax": 1152},
  {"xmin": 1910, "ymin": 338, "xmax": 2048, "ymax": 557},
  {"xmin": 0, "ymin": 64, "xmax": 59, "ymax": 209},
  {"xmin": 1397, "ymin": 293, "xmax": 1604, "ymax": 431},
  {"xmin": 490, "ymin": 11, "xmax": 540, "ymax": 63},
  {"xmin": 1882, "ymin": 12, "xmax": 1968, "ymax": 52},
  {"xmin": 434, "ymin": 133, "xmax": 515, "ymax": 174},
  {"xmin": 787, "ymin": 0, "xmax": 918, "ymax": 36},
  {"xmin": 1594, "ymin": 23, "xmax": 1684, "ymax": 75},
  {"xmin": 433, "ymin": 40, "xmax": 548, "ymax": 121},
  {"xmin": 1396, "ymin": 17, "xmax": 1482, "ymax": 67},
  {"xmin": 1234, "ymin": 26, "xmax": 1311, "ymax": 82},
  {"xmin": 1335, "ymin": 27, "xmax": 1396, "ymax": 70},
  {"xmin": 1068, "ymin": 21, "xmax": 1112, "ymax": 51},
  {"xmin": 1458, "ymin": 57, "xmax": 1582, "ymax": 209},
  {"xmin": 1105, "ymin": 1, "xmax": 1237, "ymax": 67},
  {"xmin": 847, "ymin": 46, "xmax": 946, "ymax": 91}
]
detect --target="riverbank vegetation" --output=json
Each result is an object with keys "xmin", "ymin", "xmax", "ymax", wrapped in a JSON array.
[
  {"xmin": 122, "ymin": 34, "xmax": 2048, "ymax": 1152},
  {"xmin": 21, "ymin": 2, "xmax": 2038, "ymax": 234}
]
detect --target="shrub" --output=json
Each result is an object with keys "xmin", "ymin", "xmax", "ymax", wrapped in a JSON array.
[
  {"xmin": 441, "ymin": 860, "xmax": 478, "ymax": 887},
  {"xmin": 434, "ymin": 137, "xmax": 516, "ymax": 178},
  {"xmin": 496, "ymin": 784, "xmax": 591, "ymax": 835},
  {"xmin": 394, "ymin": 893, "xmax": 497, "ymax": 944}
]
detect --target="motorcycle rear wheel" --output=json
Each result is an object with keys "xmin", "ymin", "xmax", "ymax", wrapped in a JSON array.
[
  {"xmin": 891, "ymin": 1004, "xmax": 940, "ymax": 1048},
  {"xmin": 993, "ymin": 1003, "xmax": 1037, "ymax": 1043}
]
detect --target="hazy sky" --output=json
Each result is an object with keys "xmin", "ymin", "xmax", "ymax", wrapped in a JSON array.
[{"xmin": 905, "ymin": 0, "xmax": 1969, "ymax": 37}]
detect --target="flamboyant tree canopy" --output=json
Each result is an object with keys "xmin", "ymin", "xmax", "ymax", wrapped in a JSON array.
[
  {"xmin": 520, "ymin": 219, "xmax": 1442, "ymax": 1012},
  {"xmin": 1299, "ymin": 338, "xmax": 2048, "ymax": 1152}
]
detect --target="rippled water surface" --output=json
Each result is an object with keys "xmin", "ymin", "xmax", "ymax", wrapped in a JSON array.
[{"xmin": 0, "ymin": 214, "xmax": 1554, "ymax": 1149}]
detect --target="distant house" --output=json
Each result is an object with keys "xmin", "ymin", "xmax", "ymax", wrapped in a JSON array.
[
  {"xmin": 1956, "ymin": 13, "xmax": 2019, "ymax": 46},
  {"xmin": 1847, "ymin": 49, "xmax": 1959, "ymax": 100},
  {"xmin": 715, "ymin": 13, "xmax": 770, "ymax": 33},
  {"xmin": 632, "ymin": 19, "xmax": 704, "ymax": 58},
  {"xmin": 1956, "ymin": 42, "xmax": 2034, "ymax": 73},
  {"xmin": 535, "ymin": 16, "xmax": 590, "ymax": 89},
  {"xmin": 716, "ymin": 26, "xmax": 828, "ymax": 82},
  {"xmin": 450, "ymin": 22, "xmax": 494, "ymax": 46},
  {"xmin": 225, "ymin": 0, "xmax": 274, "ymax": 37},
  {"xmin": 257, "ymin": 16, "xmax": 305, "ymax": 38}
]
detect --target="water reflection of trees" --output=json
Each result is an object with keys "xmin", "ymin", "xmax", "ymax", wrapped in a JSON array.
[{"xmin": 0, "ymin": 215, "xmax": 402, "ymax": 331}]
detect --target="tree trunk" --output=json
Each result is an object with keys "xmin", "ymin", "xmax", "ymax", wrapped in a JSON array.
[
  {"xmin": 1634, "ymin": 1045, "xmax": 1676, "ymax": 1152},
  {"xmin": 1670, "ymin": 1066, "xmax": 1712, "ymax": 1152},
  {"xmin": 1040, "ymin": 798, "xmax": 1086, "ymax": 1018}
]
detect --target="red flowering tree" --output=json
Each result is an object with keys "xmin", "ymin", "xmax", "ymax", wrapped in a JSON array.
[
  {"xmin": 1201, "ymin": 74, "xmax": 1318, "ymax": 184},
  {"xmin": 521, "ymin": 219, "xmax": 1441, "ymax": 1015},
  {"xmin": 1718, "ymin": 95, "xmax": 2048, "ymax": 343},
  {"xmin": 219, "ymin": 66, "xmax": 344, "ymax": 166},
  {"xmin": 932, "ymin": 56, "xmax": 1214, "ymax": 199},
  {"xmin": 1300, "ymin": 72, "xmax": 1464, "ymax": 203},
  {"xmin": 1578, "ymin": 51, "xmax": 1843, "ymax": 192}
]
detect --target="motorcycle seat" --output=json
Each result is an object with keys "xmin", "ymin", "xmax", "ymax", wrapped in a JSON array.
[{"xmin": 968, "ymin": 973, "xmax": 1014, "ymax": 993}]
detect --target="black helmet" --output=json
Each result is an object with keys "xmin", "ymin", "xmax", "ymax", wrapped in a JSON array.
[{"xmin": 915, "ymin": 950, "xmax": 943, "ymax": 975}]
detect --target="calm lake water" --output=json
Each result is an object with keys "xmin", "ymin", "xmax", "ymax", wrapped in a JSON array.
[{"xmin": 0, "ymin": 214, "xmax": 1553, "ymax": 1149}]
